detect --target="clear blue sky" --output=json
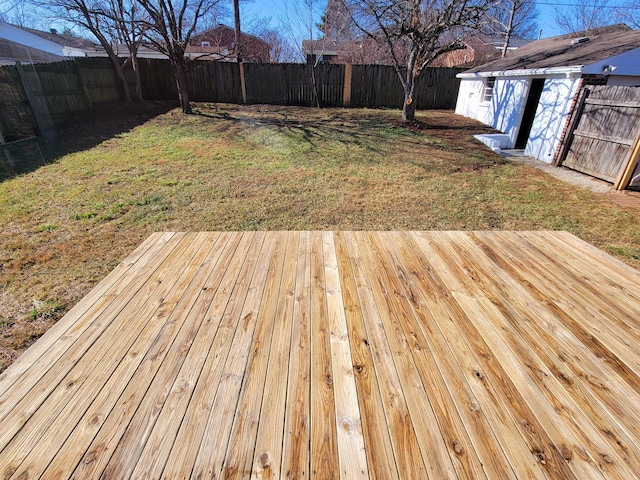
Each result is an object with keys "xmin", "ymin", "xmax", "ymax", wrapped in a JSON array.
[
  {"xmin": 240, "ymin": 0, "xmax": 634, "ymax": 43},
  {"xmin": 0, "ymin": 0, "xmax": 634, "ymax": 46}
]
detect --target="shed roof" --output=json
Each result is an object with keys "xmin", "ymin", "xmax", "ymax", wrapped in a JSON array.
[{"xmin": 465, "ymin": 24, "xmax": 640, "ymax": 74}]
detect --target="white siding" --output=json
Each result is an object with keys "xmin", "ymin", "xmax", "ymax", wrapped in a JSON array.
[
  {"xmin": 456, "ymin": 74, "xmax": 583, "ymax": 162},
  {"xmin": 491, "ymin": 78, "xmax": 529, "ymax": 146},
  {"xmin": 456, "ymin": 77, "xmax": 530, "ymax": 148},
  {"xmin": 455, "ymin": 79, "xmax": 485, "ymax": 119},
  {"xmin": 524, "ymin": 76, "xmax": 580, "ymax": 163}
]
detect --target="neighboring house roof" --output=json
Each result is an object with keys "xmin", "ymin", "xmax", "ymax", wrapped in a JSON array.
[
  {"xmin": 16, "ymin": 25, "xmax": 102, "ymax": 54},
  {"xmin": 0, "ymin": 21, "xmax": 104, "ymax": 63},
  {"xmin": 0, "ymin": 37, "xmax": 65, "ymax": 65},
  {"xmin": 432, "ymin": 34, "xmax": 530, "ymax": 68},
  {"xmin": 188, "ymin": 25, "xmax": 270, "ymax": 62},
  {"xmin": 463, "ymin": 24, "xmax": 640, "ymax": 75},
  {"xmin": 0, "ymin": 21, "xmax": 76, "ymax": 60},
  {"xmin": 302, "ymin": 39, "xmax": 339, "ymax": 57},
  {"xmin": 1, "ymin": 21, "xmax": 274, "ymax": 64},
  {"xmin": 478, "ymin": 34, "xmax": 530, "ymax": 49},
  {"xmin": 85, "ymin": 43, "xmax": 167, "ymax": 59},
  {"xmin": 302, "ymin": 37, "xmax": 398, "ymax": 65},
  {"xmin": 305, "ymin": 34, "xmax": 529, "ymax": 67}
]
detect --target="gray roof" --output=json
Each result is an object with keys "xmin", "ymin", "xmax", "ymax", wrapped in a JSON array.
[
  {"xmin": 465, "ymin": 24, "xmax": 640, "ymax": 73},
  {"xmin": 15, "ymin": 26, "xmax": 102, "ymax": 52},
  {"xmin": 302, "ymin": 39, "xmax": 339, "ymax": 56},
  {"xmin": 0, "ymin": 38, "xmax": 65, "ymax": 64}
]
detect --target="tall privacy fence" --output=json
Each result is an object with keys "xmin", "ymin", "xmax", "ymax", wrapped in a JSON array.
[{"xmin": 0, "ymin": 57, "xmax": 463, "ymax": 146}]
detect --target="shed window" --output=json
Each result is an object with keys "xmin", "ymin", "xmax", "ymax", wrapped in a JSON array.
[
  {"xmin": 483, "ymin": 77, "xmax": 496, "ymax": 103},
  {"xmin": 201, "ymin": 41, "xmax": 210, "ymax": 47}
]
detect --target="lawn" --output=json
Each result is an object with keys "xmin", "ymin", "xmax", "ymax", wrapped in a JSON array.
[{"xmin": 1, "ymin": 102, "xmax": 640, "ymax": 371}]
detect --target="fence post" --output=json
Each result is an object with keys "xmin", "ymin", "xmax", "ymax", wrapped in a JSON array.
[
  {"xmin": 553, "ymin": 84, "xmax": 588, "ymax": 167},
  {"xmin": 239, "ymin": 62, "xmax": 247, "ymax": 104},
  {"xmin": 14, "ymin": 61, "xmax": 49, "ymax": 136},
  {"xmin": 343, "ymin": 64, "xmax": 352, "ymax": 107},
  {"xmin": 74, "ymin": 58, "xmax": 93, "ymax": 109},
  {"xmin": 614, "ymin": 130, "xmax": 640, "ymax": 190}
]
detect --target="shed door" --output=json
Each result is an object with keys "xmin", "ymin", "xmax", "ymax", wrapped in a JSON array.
[{"xmin": 515, "ymin": 79, "xmax": 545, "ymax": 149}]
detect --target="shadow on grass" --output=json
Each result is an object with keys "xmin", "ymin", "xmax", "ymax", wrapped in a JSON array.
[
  {"xmin": 1, "ymin": 101, "xmax": 177, "ymax": 183},
  {"xmin": 194, "ymin": 109, "xmax": 386, "ymax": 153},
  {"xmin": 193, "ymin": 107, "xmax": 448, "ymax": 155},
  {"xmin": 194, "ymin": 106, "xmax": 500, "ymax": 156}
]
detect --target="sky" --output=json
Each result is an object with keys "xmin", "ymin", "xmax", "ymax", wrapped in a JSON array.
[
  {"xmin": 238, "ymin": 0, "xmax": 635, "ymax": 44},
  {"xmin": 0, "ymin": 0, "xmax": 636, "ymax": 47}
]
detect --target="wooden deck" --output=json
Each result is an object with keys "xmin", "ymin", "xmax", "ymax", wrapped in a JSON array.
[{"xmin": 2, "ymin": 231, "xmax": 640, "ymax": 479}]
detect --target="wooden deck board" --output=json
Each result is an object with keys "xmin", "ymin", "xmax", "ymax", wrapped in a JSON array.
[{"xmin": 2, "ymin": 231, "xmax": 640, "ymax": 479}]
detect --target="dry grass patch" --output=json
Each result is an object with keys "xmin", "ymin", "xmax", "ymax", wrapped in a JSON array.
[{"xmin": 1, "ymin": 102, "xmax": 639, "ymax": 371}]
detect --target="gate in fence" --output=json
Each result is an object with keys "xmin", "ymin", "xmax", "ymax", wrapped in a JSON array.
[{"xmin": 557, "ymin": 85, "xmax": 640, "ymax": 190}]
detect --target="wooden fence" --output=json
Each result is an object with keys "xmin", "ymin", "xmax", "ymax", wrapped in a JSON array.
[
  {"xmin": 136, "ymin": 59, "xmax": 464, "ymax": 109},
  {"xmin": 558, "ymin": 85, "xmax": 640, "ymax": 190},
  {"xmin": 0, "ymin": 65, "xmax": 38, "ymax": 142},
  {"xmin": 0, "ymin": 57, "xmax": 120, "ymax": 143},
  {"xmin": 0, "ymin": 57, "xmax": 463, "ymax": 145}
]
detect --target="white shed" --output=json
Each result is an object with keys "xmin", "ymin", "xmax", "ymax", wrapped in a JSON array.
[{"xmin": 455, "ymin": 25, "xmax": 640, "ymax": 164}]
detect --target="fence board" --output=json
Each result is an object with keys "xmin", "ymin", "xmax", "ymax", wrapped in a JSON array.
[
  {"xmin": 18, "ymin": 61, "xmax": 88, "ymax": 126},
  {"xmin": 350, "ymin": 65, "xmax": 463, "ymax": 109},
  {"xmin": 562, "ymin": 85, "xmax": 640, "ymax": 185},
  {"xmin": 138, "ymin": 59, "xmax": 177, "ymax": 100},
  {"xmin": 0, "ymin": 66, "xmax": 37, "ymax": 142},
  {"xmin": 416, "ymin": 67, "xmax": 464, "ymax": 109},
  {"xmin": 187, "ymin": 61, "xmax": 241, "ymax": 102},
  {"xmin": 75, "ymin": 57, "xmax": 121, "ymax": 105},
  {"xmin": 351, "ymin": 65, "xmax": 403, "ymax": 108},
  {"xmin": 0, "ymin": 137, "xmax": 45, "ymax": 180}
]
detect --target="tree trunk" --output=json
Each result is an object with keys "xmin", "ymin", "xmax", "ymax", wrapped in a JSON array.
[
  {"xmin": 501, "ymin": 1, "xmax": 516, "ymax": 58},
  {"xmin": 105, "ymin": 45, "xmax": 131, "ymax": 103},
  {"xmin": 131, "ymin": 45, "xmax": 144, "ymax": 101},
  {"xmin": 402, "ymin": 64, "xmax": 417, "ymax": 122},
  {"xmin": 83, "ymin": 27, "xmax": 131, "ymax": 103},
  {"xmin": 310, "ymin": 64, "xmax": 320, "ymax": 108},
  {"xmin": 174, "ymin": 59, "xmax": 192, "ymax": 114},
  {"xmin": 402, "ymin": 89, "xmax": 417, "ymax": 122},
  {"xmin": 233, "ymin": 0, "xmax": 242, "ymax": 62}
]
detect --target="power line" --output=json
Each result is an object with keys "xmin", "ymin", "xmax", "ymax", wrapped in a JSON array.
[{"xmin": 536, "ymin": 1, "xmax": 639, "ymax": 9}]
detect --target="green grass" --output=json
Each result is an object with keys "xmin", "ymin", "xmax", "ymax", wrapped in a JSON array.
[{"xmin": 1, "ymin": 102, "xmax": 639, "ymax": 371}]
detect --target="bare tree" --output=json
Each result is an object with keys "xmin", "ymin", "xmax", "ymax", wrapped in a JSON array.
[
  {"xmin": 104, "ymin": 0, "xmax": 147, "ymax": 100},
  {"xmin": 1, "ymin": 0, "xmax": 45, "ymax": 28},
  {"xmin": 553, "ymin": 0, "xmax": 617, "ymax": 35},
  {"xmin": 252, "ymin": 26, "xmax": 299, "ymax": 62},
  {"xmin": 616, "ymin": 0, "xmax": 640, "ymax": 29},
  {"xmin": 348, "ymin": 0, "xmax": 491, "ymax": 122},
  {"xmin": 271, "ymin": 0, "xmax": 320, "ymax": 61},
  {"xmin": 197, "ymin": 1, "xmax": 229, "ymax": 29},
  {"xmin": 318, "ymin": 0, "xmax": 357, "ymax": 41},
  {"xmin": 232, "ymin": 0, "xmax": 241, "ymax": 60},
  {"xmin": 484, "ymin": 0, "xmax": 538, "ymax": 57},
  {"xmin": 135, "ymin": 0, "xmax": 218, "ymax": 113}
]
